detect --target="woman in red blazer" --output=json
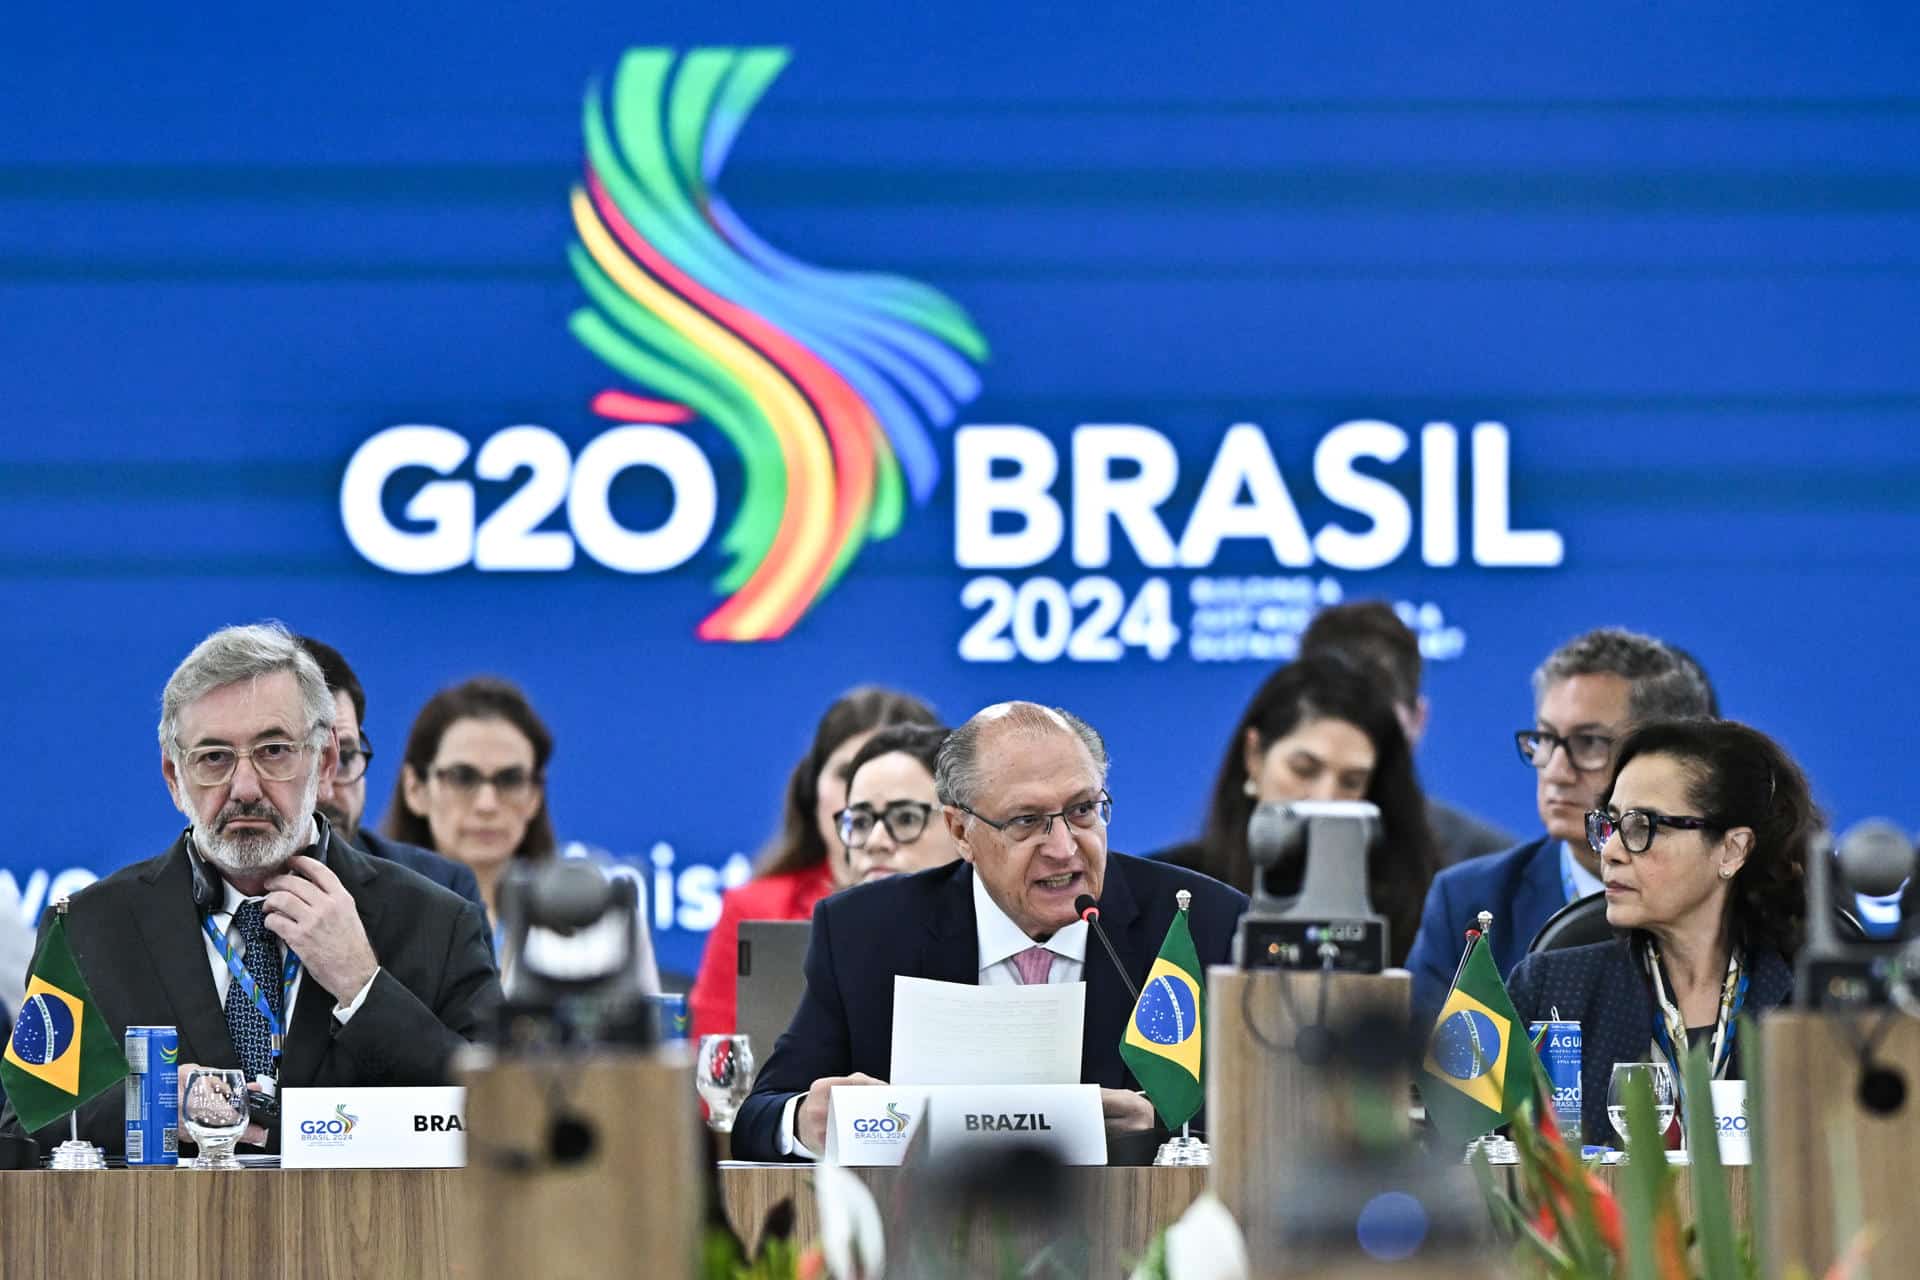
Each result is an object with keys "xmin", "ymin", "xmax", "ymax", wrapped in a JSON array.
[{"xmin": 689, "ymin": 686, "xmax": 937, "ymax": 1041}]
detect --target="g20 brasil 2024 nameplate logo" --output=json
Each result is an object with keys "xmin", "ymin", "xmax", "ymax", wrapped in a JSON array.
[{"xmin": 569, "ymin": 47, "xmax": 989, "ymax": 641}]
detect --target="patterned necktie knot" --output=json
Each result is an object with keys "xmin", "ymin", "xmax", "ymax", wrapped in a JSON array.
[
  {"xmin": 223, "ymin": 899, "xmax": 284, "ymax": 1082},
  {"xmin": 1012, "ymin": 945, "xmax": 1054, "ymax": 985}
]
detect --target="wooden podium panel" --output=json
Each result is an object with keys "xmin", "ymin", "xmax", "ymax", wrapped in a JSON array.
[
  {"xmin": 1206, "ymin": 967, "xmax": 1412, "ymax": 1238},
  {"xmin": 1759, "ymin": 1012, "xmax": 1920, "ymax": 1277},
  {"xmin": 456, "ymin": 1049, "xmax": 702, "ymax": 1280}
]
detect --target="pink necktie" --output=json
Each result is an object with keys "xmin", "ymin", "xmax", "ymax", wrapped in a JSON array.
[{"xmin": 1013, "ymin": 945, "xmax": 1054, "ymax": 985}]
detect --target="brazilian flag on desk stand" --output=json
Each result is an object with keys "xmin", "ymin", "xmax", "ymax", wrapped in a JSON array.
[
  {"xmin": 1119, "ymin": 909, "xmax": 1206, "ymax": 1129},
  {"xmin": 1417, "ymin": 933, "xmax": 1531, "ymax": 1148},
  {"xmin": 0, "ymin": 911, "xmax": 128, "ymax": 1132}
]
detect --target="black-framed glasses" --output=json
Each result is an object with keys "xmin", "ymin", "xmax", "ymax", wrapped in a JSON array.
[
  {"xmin": 836, "ymin": 801, "xmax": 936, "ymax": 848},
  {"xmin": 431, "ymin": 764, "xmax": 540, "ymax": 804},
  {"xmin": 1585, "ymin": 808, "xmax": 1714, "ymax": 856},
  {"xmin": 337, "ymin": 735, "xmax": 375, "ymax": 785},
  {"xmin": 1515, "ymin": 729, "xmax": 1616, "ymax": 773},
  {"xmin": 957, "ymin": 792, "xmax": 1112, "ymax": 845}
]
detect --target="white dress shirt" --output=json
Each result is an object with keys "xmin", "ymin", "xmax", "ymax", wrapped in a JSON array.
[
  {"xmin": 778, "ymin": 868, "xmax": 1091, "ymax": 1156},
  {"xmin": 202, "ymin": 874, "xmax": 378, "ymax": 1034}
]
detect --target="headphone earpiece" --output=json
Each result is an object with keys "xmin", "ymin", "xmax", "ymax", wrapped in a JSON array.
[{"xmin": 184, "ymin": 827, "xmax": 218, "ymax": 911}]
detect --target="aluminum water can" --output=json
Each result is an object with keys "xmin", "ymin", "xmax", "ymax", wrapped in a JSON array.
[
  {"xmin": 1529, "ymin": 1020, "xmax": 1583, "ymax": 1145},
  {"xmin": 123, "ymin": 1025, "xmax": 180, "ymax": 1165}
]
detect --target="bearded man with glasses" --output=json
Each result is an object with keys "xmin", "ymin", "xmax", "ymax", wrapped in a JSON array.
[
  {"xmin": 1403, "ymin": 627, "xmax": 1717, "ymax": 1020},
  {"xmin": 0, "ymin": 623, "xmax": 499, "ymax": 1160},
  {"xmin": 732, "ymin": 701, "xmax": 1248, "ymax": 1164}
]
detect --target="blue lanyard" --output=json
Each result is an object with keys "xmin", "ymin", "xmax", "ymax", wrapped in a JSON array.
[{"xmin": 202, "ymin": 911, "xmax": 303, "ymax": 1058}]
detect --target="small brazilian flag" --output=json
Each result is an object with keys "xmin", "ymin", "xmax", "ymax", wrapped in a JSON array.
[
  {"xmin": 0, "ymin": 912, "xmax": 128, "ymax": 1133},
  {"xmin": 1119, "ymin": 910, "xmax": 1206, "ymax": 1130},
  {"xmin": 1417, "ymin": 933, "xmax": 1531, "ymax": 1148}
]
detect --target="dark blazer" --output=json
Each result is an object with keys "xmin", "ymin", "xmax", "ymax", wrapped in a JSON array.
[
  {"xmin": 0, "ymin": 827, "xmax": 500, "ymax": 1157},
  {"xmin": 731, "ymin": 852, "xmax": 1247, "ymax": 1162},
  {"xmin": 1507, "ymin": 938, "xmax": 1793, "ymax": 1142},
  {"xmin": 357, "ymin": 828, "xmax": 487, "ymax": 917},
  {"xmin": 1405, "ymin": 835, "xmax": 1566, "ymax": 1019}
]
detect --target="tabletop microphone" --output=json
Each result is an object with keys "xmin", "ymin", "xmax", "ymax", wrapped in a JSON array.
[{"xmin": 1075, "ymin": 893, "xmax": 1142, "ymax": 1005}]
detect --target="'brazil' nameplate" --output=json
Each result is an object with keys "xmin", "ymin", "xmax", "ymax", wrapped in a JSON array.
[
  {"xmin": 280, "ymin": 1086, "xmax": 466, "ymax": 1169},
  {"xmin": 825, "ymin": 1084, "xmax": 1105, "ymax": 1166}
]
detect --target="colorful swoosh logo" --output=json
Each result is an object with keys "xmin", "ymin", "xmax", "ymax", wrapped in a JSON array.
[
  {"xmin": 335, "ymin": 1104, "xmax": 358, "ymax": 1135},
  {"xmin": 567, "ymin": 47, "xmax": 989, "ymax": 641}
]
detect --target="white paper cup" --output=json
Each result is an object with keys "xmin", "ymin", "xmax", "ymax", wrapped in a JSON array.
[{"xmin": 1710, "ymin": 1080, "xmax": 1752, "ymax": 1165}]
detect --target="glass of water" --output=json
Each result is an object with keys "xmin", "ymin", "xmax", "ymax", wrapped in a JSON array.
[
  {"xmin": 181, "ymin": 1068, "xmax": 251, "ymax": 1170},
  {"xmin": 696, "ymin": 1034, "xmax": 756, "ymax": 1133},
  {"xmin": 1607, "ymin": 1060, "xmax": 1678, "ymax": 1149}
]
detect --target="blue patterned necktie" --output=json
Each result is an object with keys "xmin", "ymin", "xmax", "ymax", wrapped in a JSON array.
[{"xmin": 223, "ymin": 900, "xmax": 283, "ymax": 1082}]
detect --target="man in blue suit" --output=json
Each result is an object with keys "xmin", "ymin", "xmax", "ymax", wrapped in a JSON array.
[
  {"xmin": 295, "ymin": 637, "xmax": 485, "ymax": 913},
  {"xmin": 1404, "ymin": 628, "xmax": 1715, "ymax": 1018},
  {"xmin": 732, "ymin": 702, "xmax": 1247, "ymax": 1163}
]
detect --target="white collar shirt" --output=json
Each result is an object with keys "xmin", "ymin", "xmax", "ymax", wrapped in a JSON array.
[{"xmin": 971, "ymin": 866, "xmax": 1087, "ymax": 986}]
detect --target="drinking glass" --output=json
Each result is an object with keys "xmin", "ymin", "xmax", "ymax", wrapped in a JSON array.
[
  {"xmin": 181, "ymin": 1068, "xmax": 251, "ymax": 1170},
  {"xmin": 1607, "ymin": 1060, "xmax": 1678, "ymax": 1149},
  {"xmin": 696, "ymin": 1035, "xmax": 756, "ymax": 1133}
]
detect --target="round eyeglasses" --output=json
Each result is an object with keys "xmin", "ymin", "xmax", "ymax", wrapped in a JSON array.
[
  {"xmin": 1585, "ymin": 808, "xmax": 1714, "ymax": 856},
  {"xmin": 836, "ymin": 801, "xmax": 936, "ymax": 848}
]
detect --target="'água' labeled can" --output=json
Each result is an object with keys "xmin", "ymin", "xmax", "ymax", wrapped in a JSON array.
[{"xmin": 124, "ymin": 1025, "xmax": 180, "ymax": 1165}]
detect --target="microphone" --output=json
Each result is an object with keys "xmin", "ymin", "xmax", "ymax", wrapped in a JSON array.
[{"xmin": 1074, "ymin": 893, "xmax": 1142, "ymax": 1004}]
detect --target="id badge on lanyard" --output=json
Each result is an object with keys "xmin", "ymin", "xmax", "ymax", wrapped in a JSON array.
[{"xmin": 203, "ymin": 912, "xmax": 303, "ymax": 1059}]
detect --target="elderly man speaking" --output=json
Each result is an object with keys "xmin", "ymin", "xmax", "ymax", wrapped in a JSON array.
[
  {"xmin": 0, "ymin": 623, "xmax": 498, "ymax": 1158},
  {"xmin": 733, "ymin": 701, "xmax": 1247, "ymax": 1162}
]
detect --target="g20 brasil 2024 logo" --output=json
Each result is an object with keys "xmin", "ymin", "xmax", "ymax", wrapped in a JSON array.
[{"xmin": 341, "ymin": 46, "xmax": 988, "ymax": 642}]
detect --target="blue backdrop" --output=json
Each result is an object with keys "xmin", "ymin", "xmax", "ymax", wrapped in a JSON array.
[{"xmin": 5, "ymin": 4, "xmax": 1918, "ymax": 974}]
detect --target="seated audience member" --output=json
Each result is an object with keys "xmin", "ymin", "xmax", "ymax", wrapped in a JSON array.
[
  {"xmin": 1299, "ymin": 602, "xmax": 1515, "ymax": 865},
  {"xmin": 733, "ymin": 702, "xmax": 1248, "ymax": 1163},
  {"xmin": 835, "ymin": 724, "xmax": 959, "ymax": 885},
  {"xmin": 689, "ymin": 687, "xmax": 938, "ymax": 1041},
  {"xmin": 294, "ymin": 636, "xmax": 484, "ymax": 912},
  {"xmin": 1508, "ymin": 719, "xmax": 1810, "ymax": 1140},
  {"xmin": 1404, "ymin": 628, "xmax": 1715, "ymax": 1018},
  {"xmin": 0, "ymin": 623, "xmax": 499, "ymax": 1156},
  {"xmin": 387, "ymin": 677, "xmax": 659, "ymax": 992},
  {"xmin": 1158, "ymin": 655, "xmax": 1437, "ymax": 968}
]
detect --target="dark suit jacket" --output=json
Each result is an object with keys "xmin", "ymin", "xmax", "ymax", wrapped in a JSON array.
[
  {"xmin": 0, "ymin": 828, "xmax": 500, "ymax": 1157},
  {"xmin": 1405, "ymin": 835, "xmax": 1565, "ymax": 1019},
  {"xmin": 731, "ymin": 852, "xmax": 1247, "ymax": 1162},
  {"xmin": 1507, "ymin": 938, "xmax": 1793, "ymax": 1142},
  {"xmin": 357, "ymin": 828, "xmax": 486, "ymax": 917}
]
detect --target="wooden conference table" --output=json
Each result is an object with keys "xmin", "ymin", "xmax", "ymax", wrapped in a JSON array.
[{"xmin": 0, "ymin": 1163, "xmax": 1212, "ymax": 1279}]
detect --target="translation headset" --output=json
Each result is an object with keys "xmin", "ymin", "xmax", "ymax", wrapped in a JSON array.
[{"xmin": 184, "ymin": 811, "xmax": 334, "ymax": 1129}]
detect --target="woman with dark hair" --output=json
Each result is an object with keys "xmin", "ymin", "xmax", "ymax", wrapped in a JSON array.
[
  {"xmin": 836, "ymin": 723, "xmax": 956, "ymax": 886},
  {"xmin": 689, "ymin": 686, "xmax": 938, "ymax": 1040},
  {"xmin": 1507, "ymin": 719, "xmax": 1814, "ymax": 1141},
  {"xmin": 1159, "ymin": 655, "xmax": 1438, "ymax": 967},
  {"xmin": 386, "ymin": 676, "xmax": 659, "ymax": 990}
]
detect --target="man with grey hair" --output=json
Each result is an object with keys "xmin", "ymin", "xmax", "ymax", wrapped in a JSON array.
[
  {"xmin": 732, "ymin": 700, "xmax": 1247, "ymax": 1163},
  {"xmin": 1404, "ymin": 627, "xmax": 1717, "ymax": 1017},
  {"xmin": 0, "ymin": 623, "xmax": 498, "ymax": 1159}
]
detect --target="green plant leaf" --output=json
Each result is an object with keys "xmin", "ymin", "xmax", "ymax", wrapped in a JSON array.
[
  {"xmin": 1683, "ymin": 1043, "xmax": 1743, "ymax": 1280},
  {"xmin": 1621, "ymin": 1067, "xmax": 1675, "ymax": 1280}
]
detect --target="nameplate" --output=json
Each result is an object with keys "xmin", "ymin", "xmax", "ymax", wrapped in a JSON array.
[
  {"xmin": 280, "ymin": 1087, "xmax": 466, "ymax": 1169},
  {"xmin": 824, "ymin": 1084, "xmax": 1106, "ymax": 1167}
]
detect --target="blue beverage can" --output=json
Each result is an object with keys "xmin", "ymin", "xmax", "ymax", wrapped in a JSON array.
[
  {"xmin": 123, "ymin": 1025, "xmax": 180, "ymax": 1165},
  {"xmin": 643, "ymin": 993, "xmax": 689, "ymax": 1043},
  {"xmin": 1529, "ymin": 1020, "xmax": 1583, "ymax": 1144}
]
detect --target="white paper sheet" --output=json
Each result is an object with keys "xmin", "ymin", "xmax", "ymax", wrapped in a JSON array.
[{"xmin": 889, "ymin": 975, "xmax": 1085, "ymax": 1085}]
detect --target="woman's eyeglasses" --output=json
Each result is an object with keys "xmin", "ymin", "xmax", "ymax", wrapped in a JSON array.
[
  {"xmin": 836, "ymin": 801, "xmax": 936, "ymax": 848},
  {"xmin": 1585, "ymin": 808, "xmax": 1713, "ymax": 855}
]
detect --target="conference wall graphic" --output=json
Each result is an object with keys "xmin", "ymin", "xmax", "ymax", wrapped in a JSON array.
[{"xmin": 4, "ymin": 7, "xmax": 1918, "ymax": 975}]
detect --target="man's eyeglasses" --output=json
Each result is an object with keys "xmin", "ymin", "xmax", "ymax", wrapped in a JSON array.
[
  {"xmin": 430, "ymin": 764, "xmax": 540, "ymax": 804},
  {"xmin": 957, "ymin": 792, "xmax": 1112, "ymax": 845},
  {"xmin": 1514, "ymin": 729, "xmax": 1615, "ymax": 773},
  {"xmin": 1585, "ymin": 808, "xmax": 1714, "ymax": 856},
  {"xmin": 337, "ymin": 736, "xmax": 375, "ymax": 785},
  {"xmin": 836, "ymin": 801, "xmax": 936, "ymax": 848},
  {"xmin": 180, "ymin": 741, "xmax": 313, "ymax": 788}
]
